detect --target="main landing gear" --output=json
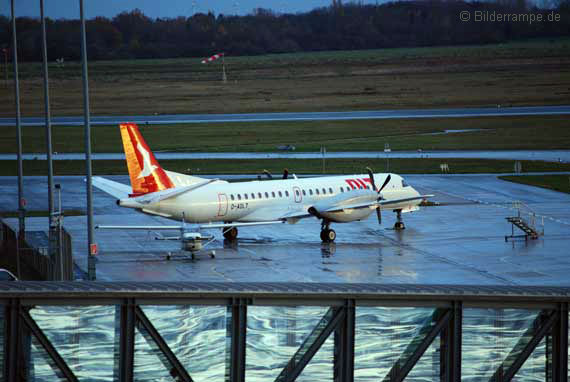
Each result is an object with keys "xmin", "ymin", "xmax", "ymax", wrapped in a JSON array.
[
  {"xmin": 223, "ymin": 226, "xmax": 238, "ymax": 241},
  {"xmin": 320, "ymin": 221, "xmax": 336, "ymax": 243},
  {"xmin": 394, "ymin": 209, "xmax": 406, "ymax": 230}
]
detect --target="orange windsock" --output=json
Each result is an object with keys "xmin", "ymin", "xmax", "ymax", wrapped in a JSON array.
[{"xmin": 119, "ymin": 123, "xmax": 174, "ymax": 196}]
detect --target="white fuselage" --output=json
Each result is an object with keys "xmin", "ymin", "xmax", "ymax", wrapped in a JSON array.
[{"xmin": 141, "ymin": 173, "xmax": 421, "ymax": 224}]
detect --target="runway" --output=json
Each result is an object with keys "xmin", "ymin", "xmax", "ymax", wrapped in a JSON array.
[
  {"xmin": 2, "ymin": 174, "xmax": 569, "ymax": 285},
  {"xmin": 1, "ymin": 105, "xmax": 569, "ymax": 126}
]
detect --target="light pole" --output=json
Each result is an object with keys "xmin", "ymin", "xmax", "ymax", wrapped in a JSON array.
[
  {"xmin": 79, "ymin": 0, "xmax": 96, "ymax": 280},
  {"xmin": 2, "ymin": 48, "xmax": 7, "ymax": 87},
  {"xmin": 11, "ymin": 0, "xmax": 25, "ymax": 271},
  {"xmin": 40, "ymin": 0, "xmax": 57, "ymax": 279},
  {"xmin": 384, "ymin": 143, "xmax": 390, "ymax": 172}
]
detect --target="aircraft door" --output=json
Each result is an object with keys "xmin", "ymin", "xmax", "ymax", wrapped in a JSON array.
[
  {"xmin": 293, "ymin": 186, "xmax": 302, "ymax": 203},
  {"xmin": 218, "ymin": 193, "xmax": 228, "ymax": 216}
]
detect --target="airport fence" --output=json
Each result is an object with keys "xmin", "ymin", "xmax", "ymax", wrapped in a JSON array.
[
  {"xmin": 0, "ymin": 282, "xmax": 568, "ymax": 382},
  {"xmin": 0, "ymin": 221, "xmax": 73, "ymax": 281}
]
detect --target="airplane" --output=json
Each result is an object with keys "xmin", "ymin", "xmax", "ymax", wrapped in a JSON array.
[{"xmin": 93, "ymin": 123, "xmax": 432, "ymax": 249}]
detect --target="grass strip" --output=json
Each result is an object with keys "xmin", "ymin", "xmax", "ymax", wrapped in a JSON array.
[
  {"xmin": 1, "ymin": 115, "xmax": 569, "ymax": 154},
  {"xmin": 499, "ymin": 175, "xmax": 570, "ymax": 194}
]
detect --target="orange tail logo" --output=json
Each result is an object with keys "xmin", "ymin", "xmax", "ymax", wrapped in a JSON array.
[{"xmin": 119, "ymin": 123, "xmax": 174, "ymax": 197}]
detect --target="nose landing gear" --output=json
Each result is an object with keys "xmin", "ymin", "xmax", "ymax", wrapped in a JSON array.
[
  {"xmin": 223, "ymin": 226, "xmax": 238, "ymax": 241},
  {"xmin": 394, "ymin": 209, "xmax": 406, "ymax": 230},
  {"xmin": 320, "ymin": 221, "xmax": 336, "ymax": 242}
]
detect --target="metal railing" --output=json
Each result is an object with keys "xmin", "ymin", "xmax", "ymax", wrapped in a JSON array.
[{"xmin": 1, "ymin": 282, "xmax": 569, "ymax": 382}]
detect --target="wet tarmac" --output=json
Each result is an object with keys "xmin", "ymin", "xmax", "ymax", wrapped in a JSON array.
[
  {"xmin": 2, "ymin": 149, "xmax": 570, "ymax": 162},
  {"xmin": 1, "ymin": 174, "xmax": 570, "ymax": 285}
]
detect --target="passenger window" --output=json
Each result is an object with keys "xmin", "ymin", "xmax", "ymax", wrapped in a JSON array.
[
  {"xmin": 244, "ymin": 194, "xmax": 248, "ymax": 200},
  {"xmin": 231, "ymin": 194, "xmax": 235, "ymax": 201},
  {"xmin": 251, "ymin": 193, "xmax": 255, "ymax": 199},
  {"xmin": 302, "ymin": 190, "xmax": 306, "ymax": 196},
  {"xmin": 295, "ymin": 190, "xmax": 299, "ymax": 196},
  {"xmin": 272, "ymin": 192, "xmax": 276, "ymax": 197},
  {"xmin": 340, "ymin": 187, "xmax": 344, "ymax": 192},
  {"xmin": 278, "ymin": 191, "xmax": 283, "ymax": 197},
  {"xmin": 321, "ymin": 188, "xmax": 325, "ymax": 194},
  {"xmin": 258, "ymin": 192, "xmax": 262, "ymax": 198},
  {"xmin": 309, "ymin": 189, "xmax": 313, "ymax": 195},
  {"xmin": 316, "ymin": 189, "xmax": 320, "ymax": 195},
  {"xmin": 265, "ymin": 192, "xmax": 269, "ymax": 198},
  {"xmin": 285, "ymin": 191, "xmax": 290, "ymax": 197},
  {"xmin": 329, "ymin": 187, "xmax": 333, "ymax": 194},
  {"xmin": 238, "ymin": 194, "xmax": 242, "ymax": 200}
]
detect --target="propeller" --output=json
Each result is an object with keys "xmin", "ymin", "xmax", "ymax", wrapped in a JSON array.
[
  {"xmin": 283, "ymin": 168, "xmax": 289, "ymax": 180},
  {"xmin": 366, "ymin": 167, "xmax": 391, "ymax": 224}
]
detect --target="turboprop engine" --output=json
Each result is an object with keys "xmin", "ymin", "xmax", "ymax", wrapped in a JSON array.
[{"xmin": 308, "ymin": 189, "xmax": 379, "ymax": 223}]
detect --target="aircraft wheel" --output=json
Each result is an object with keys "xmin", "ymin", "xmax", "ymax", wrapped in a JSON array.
[
  {"xmin": 224, "ymin": 227, "xmax": 238, "ymax": 241},
  {"xmin": 394, "ymin": 222, "xmax": 405, "ymax": 230},
  {"xmin": 321, "ymin": 229, "xmax": 336, "ymax": 242},
  {"xmin": 327, "ymin": 229, "xmax": 336, "ymax": 242}
]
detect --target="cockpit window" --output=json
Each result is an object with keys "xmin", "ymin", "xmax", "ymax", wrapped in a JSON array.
[{"xmin": 402, "ymin": 179, "xmax": 409, "ymax": 187}]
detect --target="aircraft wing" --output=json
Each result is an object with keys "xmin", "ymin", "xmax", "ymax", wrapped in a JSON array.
[
  {"xmin": 379, "ymin": 195, "xmax": 433, "ymax": 207},
  {"xmin": 92, "ymin": 177, "xmax": 131, "ymax": 199},
  {"xmin": 237, "ymin": 205, "xmax": 313, "ymax": 222},
  {"xmin": 322, "ymin": 194, "xmax": 434, "ymax": 213}
]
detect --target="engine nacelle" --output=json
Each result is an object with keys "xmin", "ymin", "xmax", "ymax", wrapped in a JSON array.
[{"xmin": 308, "ymin": 190, "xmax": 378, "ymax": 223}]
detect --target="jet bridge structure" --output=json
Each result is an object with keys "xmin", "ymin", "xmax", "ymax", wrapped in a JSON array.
[{"xmin": 1, "ymin": 282, "xmax": 568, "ymax": 382}]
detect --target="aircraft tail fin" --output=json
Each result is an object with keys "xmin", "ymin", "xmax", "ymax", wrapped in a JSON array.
[{"xmin": 119, "ymin": 123, "xmax": 175, "ymax": 197}]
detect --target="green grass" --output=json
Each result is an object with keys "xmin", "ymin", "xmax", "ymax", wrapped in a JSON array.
[
  {"xmin": 1, "ymin": 38, "xmax": 569, "ymax": 116},
  {"xmin": 499, "ymin": 175, "xmax": 570, "ymax": 194},
  {"xmin": 3, "ymin": 158, "xmax": 570, "ymax": 176},
  {"xmin": 1, "ymin": 115, "xmax": 568, "ymax": 154}
]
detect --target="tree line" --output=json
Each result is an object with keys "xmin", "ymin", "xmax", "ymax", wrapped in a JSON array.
[{"xmin": 0, "ymin": 0, "xmax": 569, "ymax": 62}]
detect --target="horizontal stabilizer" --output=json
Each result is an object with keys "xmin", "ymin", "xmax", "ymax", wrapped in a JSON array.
[{"xmin": 92, "ymin": 176, "xmax": 131, "ymax": 199}]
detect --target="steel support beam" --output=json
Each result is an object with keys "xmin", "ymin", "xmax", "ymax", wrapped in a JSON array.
[
  {"xmin": 21, "ymin": 308, "xmax": 78, "ymax": 382},
  {"xmin": 135, "ymin": 306, "xmax": 193, "ymax": 382},
  {"xmin": 334, "ymin": 300, "xmax": 355, "ymax": 382},
  {"xmin": 550, "ymin": 303, "xmax": 568, "ymax": 382},
  {"xmin": 384, "ymin": 308, "xmax": 452, "ymax": 382},
  {"xmin": 4, "ymin": 299, "xmax": 21, "ymax": 382},
  {"xmin": 275, "ymin": 307, "xmax": 346, "ymax": 382},
  {"xmin": 490, "ymin": 309, "xmax": 559, "ymax": 382},
  {"xmin": 441, "ymin": 301, "xmax": 462, "ymax": 382},
  {"xmin": 229, "ymin": 298, "xmax": 247, "ymax": 382},
  {"xmin": 118, "ymin": 298, "xmax": 136, "ymax": 382}
]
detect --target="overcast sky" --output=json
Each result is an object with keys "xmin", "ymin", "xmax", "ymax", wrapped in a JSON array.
[{"xmin": 1, "ymin": 0, "xmax": 385, "ymax": 19}]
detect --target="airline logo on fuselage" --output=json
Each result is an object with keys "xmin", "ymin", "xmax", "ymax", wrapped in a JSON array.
[{"xmin": 345, "ymin": 178, "xmax": 372, "ymax": 190}]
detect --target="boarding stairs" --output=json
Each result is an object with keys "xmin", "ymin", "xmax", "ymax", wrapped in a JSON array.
[{"xmin": 505, "ymin": 201, "xmax": 544, "ymax": 241}]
